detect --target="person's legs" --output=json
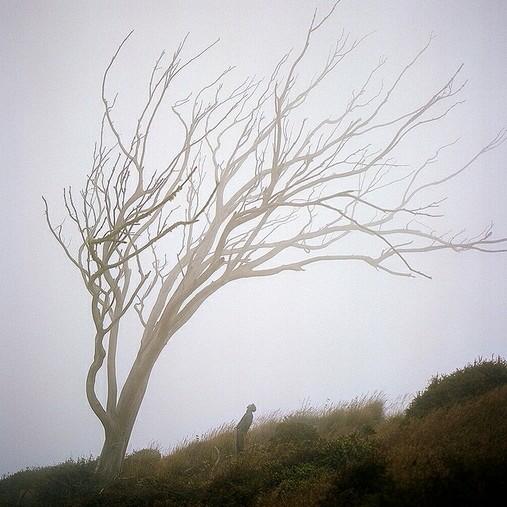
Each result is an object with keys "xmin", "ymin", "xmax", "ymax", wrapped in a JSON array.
[{"xmin": 235, "ymin": 430, "xmax": 245, "ymax": 453}]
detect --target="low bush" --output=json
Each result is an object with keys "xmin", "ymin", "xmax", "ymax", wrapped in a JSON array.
[
  {"xmin": 406, "ymin": 356, "xmax": 507, "ymax": 418},
  {"xmin": 0, "ymin": 458, "xmax": 98, "ymax": 506}
]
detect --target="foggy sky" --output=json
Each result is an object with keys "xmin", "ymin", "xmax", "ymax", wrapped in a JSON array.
[{"xmin": 1, "ymin": 0, "xmax": 506, "ymax": 477}]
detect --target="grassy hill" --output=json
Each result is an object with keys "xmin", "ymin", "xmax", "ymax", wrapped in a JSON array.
[{"xmin": 2, "ymin": 357, "xmax": 507, "ymax": 506}]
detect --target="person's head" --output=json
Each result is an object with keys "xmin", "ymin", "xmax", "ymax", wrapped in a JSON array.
[{"xmin": 247, "ymin": 403, "xmax": 257, "ymax": 412}]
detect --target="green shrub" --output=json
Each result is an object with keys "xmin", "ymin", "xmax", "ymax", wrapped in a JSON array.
[
  {"xmin": 0, "ymin": 458, "xmax": 98, "ymax": 507},
  {"xmin": 406, "ymin": 356, "xmax": 507, "ymax": 418},
  {"xmin": 205, "ymin": 433, "xmax": 383, "ymax": 507}
]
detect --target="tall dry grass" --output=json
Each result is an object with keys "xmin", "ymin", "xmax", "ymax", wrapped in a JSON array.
[{"xmin": 155, "ymin": 395, "xmax": 386, "ymax": 477}]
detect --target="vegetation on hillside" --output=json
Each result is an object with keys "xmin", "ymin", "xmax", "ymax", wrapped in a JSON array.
[
  {"xmin": 2, "ymin": 357, "xmax": 507, "ymax": 506},
  {"xmin": 405, "ymin": 356, "xmax": 507, "ymax": 417}
]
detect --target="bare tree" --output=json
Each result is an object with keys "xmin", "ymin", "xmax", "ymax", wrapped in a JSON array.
[{"xmin": 44, "ymin": 2, "xmax": 506, "ymax": 478}]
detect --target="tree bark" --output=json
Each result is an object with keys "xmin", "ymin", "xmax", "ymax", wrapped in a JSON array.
[{"xmin": 95, "ymin": 430, "xmax": 130, "ymax": 478}]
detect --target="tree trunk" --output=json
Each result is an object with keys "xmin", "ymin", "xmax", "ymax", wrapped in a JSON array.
[
  {"xmin": 95, "ymin": 345, "xmax": 160, "ymax": 479},
  {"xmin": 95, "ymin": 430, "xmax": 130, "ymax": 478}
]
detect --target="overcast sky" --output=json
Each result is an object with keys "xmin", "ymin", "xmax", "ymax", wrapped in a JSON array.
[{"xmin": 1, "ymin": 0, "xmax": 506, "ymax": 477}]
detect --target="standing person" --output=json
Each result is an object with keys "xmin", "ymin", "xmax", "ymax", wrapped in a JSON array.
[{"xmin": 235, "ymin": 403, "xmax": 256, "ymax": 453}]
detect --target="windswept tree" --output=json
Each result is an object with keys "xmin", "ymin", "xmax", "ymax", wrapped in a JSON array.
[{"xmin": 44, "ymin": 2, "xmax": 505, "ymax": 478}]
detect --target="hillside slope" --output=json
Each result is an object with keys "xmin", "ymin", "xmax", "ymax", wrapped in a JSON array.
[{"xmin": 2, "ymin": 358, "xmax": 507, "ymax": 506}]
